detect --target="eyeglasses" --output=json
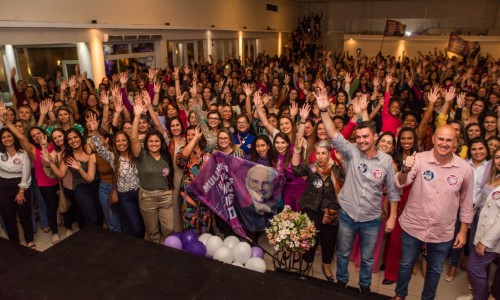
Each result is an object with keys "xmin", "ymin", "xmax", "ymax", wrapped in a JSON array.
[
  {"xmin": 218, "ymin": 137, "xmax": 229, "ymax": 141},
  {"xmin": 208, "ymin": 117, "xmax": 220, "ymax": 121},
  {"xmin": 237, "ymin": 121, "xmax": 248, "ymax": 125}
]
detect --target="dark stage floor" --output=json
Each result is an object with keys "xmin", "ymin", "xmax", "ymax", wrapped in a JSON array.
[{"xmin": 0, "ymin": 226, "xmax": 390, "ymax": 299}]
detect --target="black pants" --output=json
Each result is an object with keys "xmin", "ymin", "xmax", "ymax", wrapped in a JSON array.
[
  {"xmin": 302, "ymin": 207, "xmax": 338, "ymax": 264},
  {"xmin": 0, "ymin": 177, "xmax": 34, "ymax": 243},
  {"xmin": 62, "ymin": 187, "xmax": 86, "ymax": 229},
  {"xmin": 75, "ymin": 181, "xmax": 102, "ymax": 227},
  {"xmin": 38, "ymin": 185, "xmax": 59, "ymax": 234}
]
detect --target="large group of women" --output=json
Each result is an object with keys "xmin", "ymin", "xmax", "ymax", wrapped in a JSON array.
[{"xmin": 0, "ymin": 42, "xmax": 499, "ymax": 299}]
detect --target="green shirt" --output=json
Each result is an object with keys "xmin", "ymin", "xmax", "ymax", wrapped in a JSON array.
[{"xmin": 136, "ymin": 148, "xmax": 170, "ymax": 191}]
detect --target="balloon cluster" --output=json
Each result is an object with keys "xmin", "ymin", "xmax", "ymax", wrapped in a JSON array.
[{"xmin": 163, "ymin": 230, "xmax": 267, "ymax": 273}]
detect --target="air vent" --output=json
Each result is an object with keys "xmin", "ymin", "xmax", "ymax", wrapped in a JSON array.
[{"xmin": 266, "ymin": 4, "xmax": 278, "ymax": 12}]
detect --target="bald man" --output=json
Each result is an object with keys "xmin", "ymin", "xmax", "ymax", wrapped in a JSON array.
[{"xmin": 391, "ymin": 125, "xmax": 474, "ymax": 300}]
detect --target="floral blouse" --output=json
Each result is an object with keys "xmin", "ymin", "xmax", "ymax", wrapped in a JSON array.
[
  {"xmin": 90, "ymin": 135, "xmax": 140, "ymax": 193},
  {"xmin": 176, "ymin": 147, "xmax": 211, "ymax": 185}
]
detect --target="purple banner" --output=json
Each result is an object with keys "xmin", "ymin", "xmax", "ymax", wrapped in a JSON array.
[{"xmin": 187, "ymin": 152, "xmax": 286, "ymax": 239}]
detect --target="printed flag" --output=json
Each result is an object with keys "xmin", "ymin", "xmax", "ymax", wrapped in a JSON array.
[
  {"xmin": 383, "ymin": 20, "xmax": 406, "ymax": 37},
  {"xmin": 187, "ymin": 152, "xmax": 286, "ymax": 239}
]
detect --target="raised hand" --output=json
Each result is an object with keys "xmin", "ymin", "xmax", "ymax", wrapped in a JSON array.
[
  {"xmin": 345, "ymin": 72, "xmax": 352, "ymax": 84},
  {"xmin": 445, "ymin": 86, "xmax": 456, "ymax": 102},
  {"xmin": 110, "ymin": 85, "xmax": 120, "ymax": 97},
  {"xmin": 119, "ymin": 72, "xmax": 128, "ymax": 86},
  {"xmin": 41, "ymin": 148, "xmax": 52, "ymax": 165},
  {"xmin": 290, "ymin": 101, "xmax": 299, "ymax": 118},
  {"xmin": 141, "ymin": 90, "xmax": 151, "ymax": 106},
  {"xmin": 313, "ymin": 80, "xmax": 329, "ymax": 111},
  {"xmin": 86, "ymin": 113, "xmax": 99, "ymax": 131},
  {"xmin": 173, "ymin": 67, "xmax": 179, "ymax": 80},
  {"xmin": 253, "ymin": 92, "xmax": 263, "ymax": 109},
  {"xmin": 360, "ymin": 94, "xmax": 368, "ymax": 111},
  {"xmin": 100, "ymin": 91, "xmax": 109, "ymax": 105},
  {"xmin": 456, "ymin": 92, "xmax": 466, "ymax": 109},
  {"xmin": 10, "ymin": 67, "xmax": 16, "ymax": 78},
  {"xmin": 299, "ymin": 103, "xmax": 311, "ymax": 122},
  {"xmin": 133, "ymin": 98, "xmax": 143, "ymax": 116},
  {"xmin": 68, "ymin": 75, "xmax": 77, "ymax": 88},
  {"xmin": 428, "ymin": 88, "xmax": 439, "ymax": 104},
  {"xmin": 284, "ymin": 74, "xmax": 290, "ymax": 85},
  {"xmin": 243, "ymin": 83, "xmax": 252, "ymax": 97},
  {"xmin": 352, "ymin": 98, "xmax": 361, "ymax": 115},
  {"xmin": 114, "ymin": 95, "xmax": 123, "ymax": 113},
  {"xmin": 60, "ymin": 79, "xmax": 67, "ymax": 92},
  {"xmin": 372, "ymin": 77, "xmax": 380, "ymax": 89},
  {"xmin": 385, "ymin": 74, "xmax": 393, "ymax": 85},
  {"xmin": 153, "ymin": 81, "xmax": 161, "ymax": 94}
]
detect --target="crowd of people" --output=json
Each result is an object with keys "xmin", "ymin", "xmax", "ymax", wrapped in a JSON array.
[{"xmin": 0, "ymin": 41, "xmax": 499, "ymax": 300}]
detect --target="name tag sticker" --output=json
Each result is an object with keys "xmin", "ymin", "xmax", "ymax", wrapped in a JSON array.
[
  {"xmin": 13, "ymin": 158, "xmax": 21, "ymax": 165},
  {"xmin": 372, "ymin": 169, "xmax": 383, "ymax": 180},
  {"xmin": 422, "ymin": 170, "xmax": 434, "ymax": 181},
  {"xmin": 492, "ymin": 191, "xmax": 500, "ymax": 201},
  {"xmin": 313, "ymin": 178, "xmax": 323, "ymax": 188},
  {"xmin": 446, "ymin": 174, "xmax": 459, "ymax": 186}
]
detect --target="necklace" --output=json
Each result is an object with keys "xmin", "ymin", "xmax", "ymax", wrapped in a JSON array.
[{"xmin": 237, "ymin": 132, "xmax": 249, "ymax": 145}]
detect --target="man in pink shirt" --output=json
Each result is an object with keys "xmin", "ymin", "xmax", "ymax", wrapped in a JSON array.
[{"xmin": 391, "ymin": 125, "xmax": 473, "ymax": 300}]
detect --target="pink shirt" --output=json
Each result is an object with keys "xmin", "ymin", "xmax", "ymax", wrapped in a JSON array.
[
  {"xmin": 34, "ymin": 146, "xmax": 59, "ymax": 187},
  {"xmin": 395, "ymin": 150, "xmax": 474, "ymax": 243}
]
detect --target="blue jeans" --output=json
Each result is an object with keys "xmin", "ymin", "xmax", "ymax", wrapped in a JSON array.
[
  {"xmin": 30, "ymin": 168, "xmax": 49, "ymax": 231},
  {"xmin": 336, "ymin": 208, "xmax": 381, "ymax": 288},
  {"xmin": 98, "ymin": 182, "xmax": 121, "ymax": 232},
  {"xmin": 118, "ymin": 189, "xmax": 143, "ymax": 238},
  {"xmin": 395, "ymin": 231, "xmax": 453, "ymax": 300}
]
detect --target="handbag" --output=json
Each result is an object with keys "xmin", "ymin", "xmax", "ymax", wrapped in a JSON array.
[
  {"xmin": 108, "ymin": 174, "xmax": 119, "ymax": 206},
  {"xmin": 57, "ymin": 181, "xmax": 71, "ymax": 213},
  {"xmin": 322, "ymin": 208, "xmax": 339, "ymax": 225}
]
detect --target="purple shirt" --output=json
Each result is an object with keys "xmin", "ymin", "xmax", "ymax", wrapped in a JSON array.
[{"xmin": 395, "ymin": 150, "xmax": 474, "ymax": 243}]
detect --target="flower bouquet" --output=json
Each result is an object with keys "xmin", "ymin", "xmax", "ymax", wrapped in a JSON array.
[{"xmin": 266, "ymin": 205, "xmax": 317, "ymax": 275}]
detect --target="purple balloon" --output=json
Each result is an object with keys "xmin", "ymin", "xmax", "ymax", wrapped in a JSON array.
[
  {"xmin": 181, "ymin": 230, "xmax": 198, "ymax": 249},
  {"xmin": 170, "ymin": 232, "xmax": 183, "ymax": 239},
  {"xmin": 185, "ymin": 241, "xmax": 207, "ymax": 257},
  {"xmin": 251, "ymin": 246, "xmax": 264, "ymax": 259},
  {"xmin": 163, "ymin": 236, "xmax": 182, "ymax": 250}
]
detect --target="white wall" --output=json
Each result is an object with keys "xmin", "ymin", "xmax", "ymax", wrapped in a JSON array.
[{"xmin": 343, "ymin": 35, "xmax": 500, "ymax": 58}]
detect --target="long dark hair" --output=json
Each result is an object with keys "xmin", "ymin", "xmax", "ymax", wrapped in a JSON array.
[
  {"xmin": 144, "ymin": 129, "xmax": 173, "ymax": 188},
  {"xmin": 394, "ymin": 127, "xmax": 418, "ymax": 171},
  {"xmin": 0, "ymin": 128, "xmax": 23, "ymax": 153},
  {"xmin": 272, "ymin": 132, "xmax": 291, "ymax": 172},
  {"xmin": 166, "ymin": 116, "xmax": 185, "ymax": 138},
  {"xmin": 112, "ymin": 131, "xmax": 136, "ymax": 178},
  {"xmin": 464, "ymin": 123, "xmax": 484, "ymax": 146},
  {"xmin": 27, "ymin": 126, "xmax": 47, "ymax": 150},
  {"xmin": 63, "ymin": 128, "xmax": 88, "ymax": 160},
  {"xmin": 249, "ymin": 134, "xmax": 275, "ymax": 163}
]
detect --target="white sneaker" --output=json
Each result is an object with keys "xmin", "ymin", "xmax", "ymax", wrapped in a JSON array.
[{"xmin": 456, "ymin": 294, "xmax": 473, "ymax": 300}]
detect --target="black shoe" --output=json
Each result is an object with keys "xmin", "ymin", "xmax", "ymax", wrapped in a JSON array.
[
  {"xmin": 359, "ymin": 286, "xmax": 371, "ymax": 295},
  {"xmin": 321, "ymin": 265, "xmax": 334, "ymax": 283},
  {"xmin": 382, "ymin": 279, "xmax": 396, "ymax": 285},
  {"xmin": 336, "ymin": 280, "xmax": 347, "ymax": 288}
]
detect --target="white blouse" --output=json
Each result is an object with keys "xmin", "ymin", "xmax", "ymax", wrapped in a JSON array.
[{"xmin": 0, "ymin": 151, "xmax": 31, "ymax": 188}]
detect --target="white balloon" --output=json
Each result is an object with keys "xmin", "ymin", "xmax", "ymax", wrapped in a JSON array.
[
  {"xmin": 205, "ymin": 236, "xmax": 223, "ymax": 257},
  {"xmin": 198, "ymin": 233, "xmax": 212, "ymax": 245},
  {"xmin": 232, "ymin": 242, "xmax": 252, "ymax": 264},
  {"xmin": 223, "ymin": 236, "xmax": 240, "ymax": 249},
  {"xmin": 213, "ymin": 246, "xmax": 234, "ymax": 264},
  {"xmin": 245, "ymin": 257, "xmax": 267, "ymax": 273},
  {"xmin": 232, "ymin": 262, "xmax": 244, "ymax": 268}
]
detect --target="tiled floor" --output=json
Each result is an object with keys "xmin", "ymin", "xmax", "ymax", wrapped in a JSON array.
[{"xmin": 1, "ymin": 222, "xmax": 492, "ymax": 300}]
